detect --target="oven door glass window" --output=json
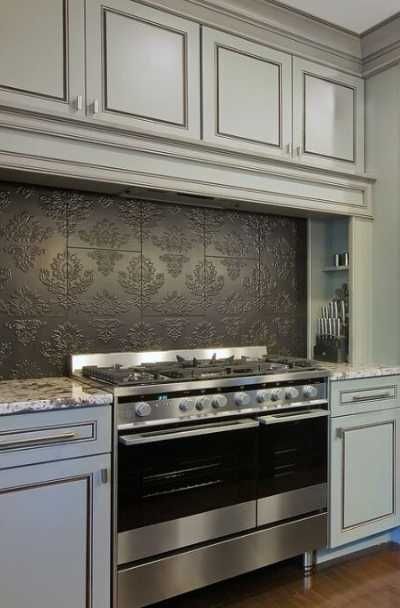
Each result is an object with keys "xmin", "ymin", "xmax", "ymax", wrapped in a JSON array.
[
  {"xmin": 118, "ymin": 423, "xmax": 258, "ymax": 532},
  {"xmin": 258, "ymin": 416, "xmax": 327, "ymax": 499}
]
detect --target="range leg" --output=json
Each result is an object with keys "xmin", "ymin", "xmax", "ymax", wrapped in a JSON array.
[{"xmin": 303, "ymin": 551, "xmax": 316, "ymax": 577}]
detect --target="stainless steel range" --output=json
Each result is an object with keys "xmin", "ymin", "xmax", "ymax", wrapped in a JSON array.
[{"xmin": 71, "ymin": 346, "xmax": 330, "ymax": 608}]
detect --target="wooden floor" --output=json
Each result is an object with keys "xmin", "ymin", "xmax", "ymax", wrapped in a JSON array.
[{"xmin": 156, "ymin": 544, "xmax": 400, "ymax": 607}]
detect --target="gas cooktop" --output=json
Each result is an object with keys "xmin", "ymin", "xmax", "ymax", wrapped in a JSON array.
[
  {"xmin": 80, "ymin": 353, "xmax": 321, "ymax": 386},
  {"xmin": 71, "ymin": 347, "xmax": 329, "ymax": 428}
]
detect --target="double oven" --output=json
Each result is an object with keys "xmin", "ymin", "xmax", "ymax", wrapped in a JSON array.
[{"xmin": 117, "ymin": 402, "xmax": 328, "ymax": 607}]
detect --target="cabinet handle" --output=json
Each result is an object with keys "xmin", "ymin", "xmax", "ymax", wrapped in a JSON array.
[
  {"xmin": 352, "ymin": 392, "xmax": 392, "ymax": 402},
  {"xmin": 296, "ymin": 145, "xmax": 302, "ymax": 157},
  {"xmin": 285, "ymin": 143, "xmax": 292, "ymax": 156},
  {"xmin": 0, "ymin": 431, "xmax": 79, "ymax": 450},
  {"xmin": 92, "ymin": 99, "xmax": 99, "ymax": 115},
  {"xmin": 75, "ymin": 95, "xmax": 83, "ymax": 112},
  {"xmin": 100, "ymin": 468, "xmax": 109, "ymax": 484}
]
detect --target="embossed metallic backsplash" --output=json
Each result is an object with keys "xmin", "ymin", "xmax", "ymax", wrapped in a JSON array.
[{"xmin": 0, "ymin": 182, "xmax": 307, "ymax": 379}]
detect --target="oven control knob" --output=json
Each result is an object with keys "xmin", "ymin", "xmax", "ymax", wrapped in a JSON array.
[
  {"xmin": 179, "ymin": 399, "xmax": 194, "ymax": 413},
  {"xmin": 270, "ymin": 388, "xmax": 284, "ymax": 402},
  {"xmin": 285, "ymin": 387, "xmax": 300, "ymax": 400},
  {"xmin": 135, "ymin": 402, "xmax": 152, "ymax": 417},
  {"xmin": 256, "ymin": 390, "xmax": 271, "ymax": 403},
  {"xmin": 211, "ymin": 394, "xmax": 228, "ymax": 409},
  {"xmin": 303, "ymin": 385, "xmax": 318, "ymax": 399},
  {"xmin": 234, "ymin": 392, "xmax": 251, "ymax": 407},
  {"xmin": 196, "ymin": 397, "xmax": 211, "ymax": 411}
]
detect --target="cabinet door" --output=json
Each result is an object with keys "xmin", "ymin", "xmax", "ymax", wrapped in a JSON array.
[
  {"xmin": 202, "ymin": 28, "xmax": 292, "ymax": 159},
  {"xmin": 293, "ymin": 58, "xmax": 364, "ymax": 174},
  {"xmin": 86, "ymin": 0, "xmax": 200, "ymax": 140},
  {"xmin": 330, "ymin": 410, "xmax": 400, "ymax": 547},
  {"xmin": 0, "ymin": 0, "xmax": 85, "ymax": 119},
  {"xmin": 0, "ymin": 455, "xmax": 111, "ymax": 608}
]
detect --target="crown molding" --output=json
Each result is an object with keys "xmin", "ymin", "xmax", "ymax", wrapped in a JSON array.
[
  {"xmin": 143, "ymin": 0, "xmax": 362, "ymax": 74},
  {"xmin": 143, "ymin": 0, "xmax": 400, "ymax": 78}
]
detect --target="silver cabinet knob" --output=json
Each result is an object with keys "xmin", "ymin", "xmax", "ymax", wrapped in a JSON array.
[
  {"xmin": 211, "ymin": 394, "xmax": 228, "ymax": 409},
  {"xmin": 135, "ymin": 402, "xmax": 152, "ymax": 417},
  {"xmin": 234, "ymin": 392, "xmax": 251, "ymax": 407}
]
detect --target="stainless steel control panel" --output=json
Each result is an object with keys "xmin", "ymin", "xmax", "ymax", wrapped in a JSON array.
[{"xmin": 117, "ymin": 382, "xmax": 327, "ymax": 429}]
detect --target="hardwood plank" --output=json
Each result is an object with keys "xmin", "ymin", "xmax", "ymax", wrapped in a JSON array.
[{"xmin": 156, "ymin": 544, "xmax": 400, "ymax": 607}]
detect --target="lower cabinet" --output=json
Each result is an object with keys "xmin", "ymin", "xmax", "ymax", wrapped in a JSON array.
[
  {"xmin": 0, "ymin": 453, "xmax": 111, "ymax": 608},
  {"xmin": 330, "ymin": 408, "xmax": 400, "ymax": 547}
]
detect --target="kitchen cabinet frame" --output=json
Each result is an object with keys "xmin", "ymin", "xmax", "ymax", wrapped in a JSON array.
[
  {"xmin": 202, "ymin": 27, "xmax": 292, "ymax": 160},
  {"xmin": 0, "ymin": 454, "xmax": 111, "ymax": 608},
  {"xmin": 329, "ymin": 407, "xmax": 400, "ymax": 547},
  {"xmin": 85, "ymin": 0, "xmax": 201, "ymax": 140},
  {"xmin": 0, "ymin": 0, "xmax": 85, "ymax": 119},
  {"xmin": 293, "ymin": 58, "xmax": 365, "ymax": 175}
]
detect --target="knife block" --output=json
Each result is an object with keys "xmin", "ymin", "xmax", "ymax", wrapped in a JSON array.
[{"xmin": 314, "ymin": 336, "xmax": 348, "ymax": 363}]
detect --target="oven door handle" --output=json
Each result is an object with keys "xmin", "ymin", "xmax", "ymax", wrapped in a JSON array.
[
  {"xmin": 119, "ymin": 419, "xmax": 259, "ymax": 446},
  {"xmin": 258, "ymin": 409, "xmax": 329, "ymax": 425}
]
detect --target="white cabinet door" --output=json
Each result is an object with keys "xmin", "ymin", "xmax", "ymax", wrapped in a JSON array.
[
  {"xmin": 0, "ymin": 454, "xmax": 111, "ymax": 608},
  {"xmin": 330, "ymin": 409, "xmax": 400, "ymax": 547},
  {"xmin": 293, "ymin": 58, "xmax": 364, "ymax": 174},
  {"xmin": 202, "ymin": 28, "xmax": 292, "ymax": 159},
  {"xmin": 86, "ymin": 0, "xmax": 200, "ymax": 140},
  {"xmin": 0, "ymin": 0, "xmax": 85, "ymax": 119}
]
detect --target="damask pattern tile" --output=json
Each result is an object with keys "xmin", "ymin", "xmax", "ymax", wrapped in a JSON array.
[
  {"xmin": 66, "ymin": 248, "xmax": 141, "ymax": 352},
  {"xmin": 142, "ymin": 202, "xmax": 205, "ymax": 315},
  {"xmin": 0, "ymin": 183, "xmax": 67, "ymax": 317},
  {"xmin": 205, "ymin": 209, "xmax": 259, "ymax": 258},
  {"xmin": 68, "ymin": 193, "xmax": 141, "ymax": 252},
  {"xmin": 0, "ymin": 181, "xmax": 307, "ymax": 379}
]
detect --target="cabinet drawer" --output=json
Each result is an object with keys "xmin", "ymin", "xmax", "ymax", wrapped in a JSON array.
[
  {"xmin": 330, "ymin": 376, "xmax": 400, "ymax": 417},
  {"xmin": 0, "ymin": 406, "xmax": 111, "ymax": 469}
]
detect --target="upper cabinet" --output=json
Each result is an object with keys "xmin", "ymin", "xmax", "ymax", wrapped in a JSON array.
[
  {"xmin": 85, "ymin": 0, "xmax": 201, "ymax": 140},
  {"xmin": 0, "ymin": 0, "xmax": 85, "ymax": 118},
  {"xmin": 202, "ymin": 28, "xmax": 292, "ymax": 160},
  {"xmin": 293, "ymin": 59, "xmax": 365, "ymax": 174},
  {"xmin": 0, "ymin": 2, "xmax": 367, "ymax": 179}
]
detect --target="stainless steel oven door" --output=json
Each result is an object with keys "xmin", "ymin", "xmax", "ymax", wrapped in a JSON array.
[
  {"xmin": 117, "ymin": 418, "xmax": 259, "ymax": 565},
  {"xmin": 257, "ymin": 409, "xmax": 328, "ymax": 527}
]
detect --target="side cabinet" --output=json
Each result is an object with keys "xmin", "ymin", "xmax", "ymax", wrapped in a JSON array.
[
  {"xmin": 202, "ymin": 27, "xmax": 292, "ymax": 159},
  {"xmin": 0, "ymin": 406, "xmax": 112, "ymax": 608},
  {"xmin": 293, "ymin": 58, "xmax": 364, "ymax": 174},
  {"xmin": 329, "ymin": 377, "xmax": 400, "ymax": 548},
  {"xmin": 85, "ymin": 0, "xmax": 200, "ymax": 140},
  {"xmin": 0, "ymin": 0, "xmax": 85, "ymax": 119}
]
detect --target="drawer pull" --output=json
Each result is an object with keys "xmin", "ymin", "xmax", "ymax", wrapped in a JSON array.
[
  {"xmin": 352, "ymin": 392, "xmax": 391, "ymax": 402},
  {"xmin": 0, "ymin": 432, "xmax": 79, "ymax": 450}
]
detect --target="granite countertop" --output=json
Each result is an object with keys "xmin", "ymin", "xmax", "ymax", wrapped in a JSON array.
[
  {"xmin": 321, "ymin": 362, "xmax": 400, "ymax": 381},
  {"xmin": 0, "ymin": 377, "xmax": 113, "ymax": 416}
]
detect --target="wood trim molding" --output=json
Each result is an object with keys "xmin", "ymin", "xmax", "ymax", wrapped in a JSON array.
[{"xmin": 0, "ymin": 110, "xmax": 374, "ymax": 218}]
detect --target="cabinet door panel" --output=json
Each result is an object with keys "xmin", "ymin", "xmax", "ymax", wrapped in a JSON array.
[
  {"xmin": 305, "ymin": 76, "xmax": 355, "ymax": 162},
  {"xmin": 0, "ymin": 455, "xmax": 111, "ymax": 608},
  {"xmin": 330, "ymin": 410, "xmax": 400, "ymax": 548},
  {"xmin": 293, "ymin": 58, "xmax": 364, "ymax": 174},
  {"xmin": 86, "ymin": 0, "xmax": 200, "ymax": 139},
  {"xmin": 202, "ymin": 28, "xmax": 292, "ymax": 158},
  {"xmin": 0, "ymin": 0, "xmax": 85, "ymax": 118},
  {"xmin": 343, "ymin": 422, "xmax": 394, "ymax": 528}
]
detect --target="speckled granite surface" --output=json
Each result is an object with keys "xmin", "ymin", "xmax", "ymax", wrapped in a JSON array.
[
  {"xmin": 0, "ymin": 377, "xmax": 112, "ymax": 416},
  {"xmin": 321, "ymin": 363, "xmax": 400, "ymax": 381}
]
